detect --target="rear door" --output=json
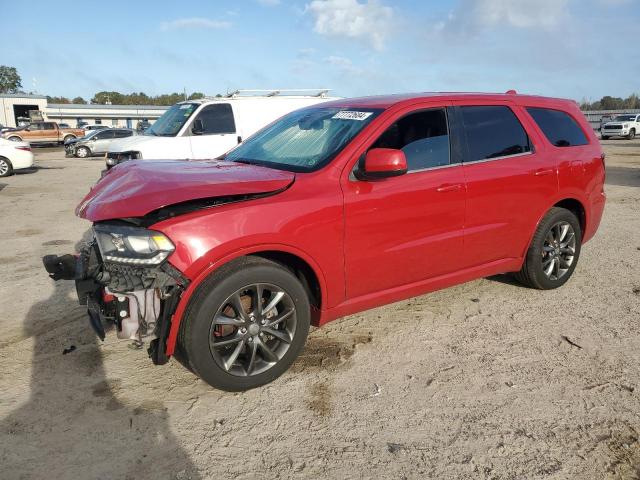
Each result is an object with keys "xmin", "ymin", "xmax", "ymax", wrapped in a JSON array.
[
  {"xmin": 42, "ymin": 122, "xmax": 58, "ymax": 142},
  {"xmin": 342, "ymin": 103, "xmax": 466, "ymax": 299},
  {"xmin": 188, "ymin": 103, "xmax": 239, "ymax": 159},
  {"xmin": 453, "ymin": 102, "xmax": 558, "ymax": 267}
]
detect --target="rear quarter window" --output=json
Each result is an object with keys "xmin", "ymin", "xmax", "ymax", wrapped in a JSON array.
[{"xmin": 526, "ymin": 107, "xmax": 588, "ymax": 147}]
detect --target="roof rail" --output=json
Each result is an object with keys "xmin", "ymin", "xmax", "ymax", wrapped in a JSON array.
[{"xmin": 224, "ymin": 89, "xmax": 331, "ymax": 98}]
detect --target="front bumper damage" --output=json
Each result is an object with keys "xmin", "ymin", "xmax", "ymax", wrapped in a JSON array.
[{"xmin": 43, "ymin": 241, "xmax": 188, "ymax": 365}]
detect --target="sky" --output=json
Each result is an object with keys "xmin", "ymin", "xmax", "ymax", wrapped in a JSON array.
[{"xmin": 2, "ymin": 0, "xmax": 639, "ymax": 103}]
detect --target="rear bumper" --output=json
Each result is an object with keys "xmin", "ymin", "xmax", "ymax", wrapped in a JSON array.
[{"xmin": 11, "ymin": 152, "xmax": 34, "ymax": 170}]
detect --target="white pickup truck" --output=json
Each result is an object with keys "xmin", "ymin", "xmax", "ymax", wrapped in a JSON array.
[
  {"xmin": 601, "ymin": 113, "xmax": 640, "ymax": 140},
  {"xmin": 106, "ymin": 90, "xmax": 336, "ymax": 168}
]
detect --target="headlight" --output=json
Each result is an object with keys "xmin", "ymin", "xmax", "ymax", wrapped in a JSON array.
[
  {"xmin": 623, "ymin": 124, "xmax": 629, "ymax": 128},
  {"xmin": 94, "ymin": 224, "xmax": 175, "ymax": 265}
]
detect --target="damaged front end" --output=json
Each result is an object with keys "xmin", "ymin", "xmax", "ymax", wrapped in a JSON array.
[{"xmin": 43, "ymin": 223, "xmax": 188, "ymax": 365}]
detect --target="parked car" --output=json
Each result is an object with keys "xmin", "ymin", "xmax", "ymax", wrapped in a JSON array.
[
  {"xmin": 65, "ymin": 128, "xmax": 135, "ymax": 158},
  {"xmin": 58, "ymin": 123, "xmax": 71, "ymax": 128},
  {"xmin": 136, "ymin": 119, "xmax": 151, "ymax": 132},
  {"xmin": 105, "ymin": 90, "xmax": 336, "ymax": 168},
  {"xmin": 601, "ymin": 114, "xmax": 640, "ymax": 140},
  {"xmin": 0, "ymin": 137, "xmax": 34, "ymax": 177},
  {"xmin": 84, "ymin": 125, "xmax": 110, "ymax": 133},
  {"xmin": 43, "ymin": 92, "xmax": 605, "ymax": 391},
  {"xmin": 1, "ymin": 122, "xmax": 85, "ymax": 145}
]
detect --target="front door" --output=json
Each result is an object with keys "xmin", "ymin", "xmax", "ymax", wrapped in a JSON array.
[
  {"xmin": 91, "ymin": 129, "xmax": 116, "ymax": 154},
  {"xmin": 188, "ymin": 103, "xmax": 239, "ymax": 159},
  {"xmin": 342, "ymin": 106, "xmax": 466, "ymax": 299}
]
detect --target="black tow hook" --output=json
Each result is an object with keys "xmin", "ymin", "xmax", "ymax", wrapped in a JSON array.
[{"xmin": 43, "ymin": 254, "xmax": 78, "ymax": 280}]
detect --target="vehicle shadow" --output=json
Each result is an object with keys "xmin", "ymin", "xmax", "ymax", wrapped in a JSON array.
[
  {"xmin": 0, "ymin": 247, "xmax": 201, "ymax": 478},
  {"xmin": 485, "ymin": 273, "xmax": 522, "ymax": 287},
  {"xmin": 605, "ymin": 166, "xmax": 640, "ymax": 188}
]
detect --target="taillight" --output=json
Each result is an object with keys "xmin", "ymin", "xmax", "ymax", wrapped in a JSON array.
[{"xmin": 15, "ymin": 146, "xmax": 31, "ymax": 152}]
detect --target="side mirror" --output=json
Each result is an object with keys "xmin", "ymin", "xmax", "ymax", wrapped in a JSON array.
[
  {"xmin": 191, "ymin": 119, "xmax": 204, "ymax": 135},
  {"xmin": 356, "ymin": 148, "xmax": 408, "ymax": 180}
]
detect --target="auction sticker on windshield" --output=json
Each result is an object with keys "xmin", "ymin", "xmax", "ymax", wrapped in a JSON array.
[{"xmin": 332, "ymin": 111, "xmax": 374, "ymax": 121}]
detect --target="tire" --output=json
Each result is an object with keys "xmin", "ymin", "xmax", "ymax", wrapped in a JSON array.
[
  {"xmin": 177, "ymin": 256, "xmax": 311, "ymax": 391},
  {"xmin": 76, "ymin": 146, "xmax": 91, "ymax": 158},
  {"xmin": 601, "ymin": 135, "xmax": 609, "ymax": 140},
  {"xmin": 515, "ymin": 207, "xmax": 582, "ymax": 290},
  {"xmin": 63, "ymin": 135, "xmax": 75, "ymax": 144},
  {"xmin": 0, "ymin": 157, "xmax": 13, "ymax": 177},
  {"xmin": 7, "ymin": 136, "xmax": 21, "ymax": 142},
  {"xmin": 627, "ymin": 129, "xmax": 635, "ymax": 140}
]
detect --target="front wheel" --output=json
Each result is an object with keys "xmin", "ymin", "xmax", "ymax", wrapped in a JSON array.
[
  {"xmin": 601, "ymin": 135, "xmax": 609, "ymax": 140},
  {"xmin": 177, "ymin": 257, "xmax": 310, "ymax": 391},
  {"xmin": 627, "ymin": 129, "xmax": 635, "ymax": 140},
  {"xmin": 515, "ymin": 207, "xmax": 582, "ymax": 290},
  {"xmin": 75, "ymin": 146, "xmax": 90, "ymax": 158}
]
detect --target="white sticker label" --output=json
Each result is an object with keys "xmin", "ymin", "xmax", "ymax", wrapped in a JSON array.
[
  {"xmin": 332, "ymin": 111, "xmax": 373, "ymax": 121},
  {"xmin": 179, "ymin": 104, "xmax": 193, "ymax": 110}
]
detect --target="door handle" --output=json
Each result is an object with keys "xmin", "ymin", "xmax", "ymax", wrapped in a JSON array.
[
  {"xmin": 534, "ymin": 168, "xmax": 555, "ymax": 176},
  {"xmin": 436, "ymin": 183, "xmax": 462, "ymax": 193}
]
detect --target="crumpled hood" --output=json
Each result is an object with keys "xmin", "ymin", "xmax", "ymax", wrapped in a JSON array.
[{"xmin": 76, "ymin": 160, "xmax": 295, "ymax": 222}]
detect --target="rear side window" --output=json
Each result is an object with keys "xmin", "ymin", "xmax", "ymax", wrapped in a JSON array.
[
  {"xmin": 196, "ymin": 103, "xmax": 236, "ymax": 135},
  {"xmin": 114, "ymin": 130, "xmax": 132, "ymax": 138},
  {"xmin": 460, "ymin": 106, "xmax": 531, "ymax": 161},
  {"xmin": 526, "ymin": 107, "xmax": 588, "ymax": 147}
]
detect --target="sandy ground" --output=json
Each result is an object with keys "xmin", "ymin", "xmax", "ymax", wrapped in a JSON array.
[{"xmin": 0, "ymin": 140, "xmax": 638, "ymax": 480}]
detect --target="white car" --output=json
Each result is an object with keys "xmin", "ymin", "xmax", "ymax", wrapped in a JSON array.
[
  {"xmin": 106, "ymin": 89, "xmax": 337, "ymax": 168},
  {"xmin": 0, "ymin": 138, "xmax": 34, "ymax": 177},
  {"xmin": 601, "ymin": 114, "xmax": 640, "ymax": 140}
]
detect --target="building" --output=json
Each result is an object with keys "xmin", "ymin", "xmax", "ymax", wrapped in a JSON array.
[{"xmin": 0, "ymin": 93, "xmax": 168, "ymax": 129}]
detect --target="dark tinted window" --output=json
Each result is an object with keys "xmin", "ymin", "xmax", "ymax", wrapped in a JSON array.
[
  {"xmin": 114, "ymin": 130, "xmax": 133, "ymax": 138},
  {"xmin": 527, "ymin": 107, "xmax": 588, "ymax": 147},
  {"xmin": 460, "ymin": 106, "xmax": 531, "ymax": 161},
  {"xmin": 95, "ymin": 130, "xmax": 115, "ymax": 139},
  {"xmin": 28, "ymin": 123, "xmax": 42, "ymax": 130},
  {"xmin": 196, "ymin": 104, "xmax": 236, "ymax": 134},
  {"xmin": 372, "ymin": 109, "xmax": 450, "ymax": 171},
  {"xmin": 43, "ymin": 122, "xmax": 56, "ymax": 130}
]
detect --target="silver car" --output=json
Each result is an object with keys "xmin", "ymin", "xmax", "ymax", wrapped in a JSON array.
[{"xmin": 66, "ymin": 128, "xmax": 136, "ymax": 158}]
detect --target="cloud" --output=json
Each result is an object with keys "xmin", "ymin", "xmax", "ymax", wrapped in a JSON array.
[
  {"xmin": 257, "ymin": 0, "xmax": 281, "ymax": 5},
  {"xmin": 324, "ymin": 55, "xmax": 363, "ymax": 75},
  {"xmin": 160, "ymin": 18, "xmax": 232, "ymax": 31},
  {"xmin": 306, "ymin": 0, "xmax": 394, "ymax": 51},
  {"xmin": 448, "ymin": 0, "xmax": 571, "ymax": 31}
]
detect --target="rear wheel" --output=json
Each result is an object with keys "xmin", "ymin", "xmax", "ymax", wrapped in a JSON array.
[
  {"xmin": 0, "ymin": 157, "xmax": 13, "ymax": 177},
  {"xmin": 627, "ymin": 129, "xmax": 635, "ymax": 140},
  {"xmin": 515, "ymin": 207, "xmax": 582, "ymax": 290},
  {"xmin": 7, "ymin": 136, "xmax": 21, "ymax": 142},
  {"xmin": 76, "ymin": 146, "xmax": 91, "ymax": 158},
  {"xmin": 63, "ymin": 135, "xmax": 75, "ymax": 143},
  {"xmin": 177, "ymin": 256, "xmax": 310, "ymax": 391}
]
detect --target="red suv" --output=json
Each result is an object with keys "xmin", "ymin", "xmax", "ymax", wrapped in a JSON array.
[{"xmin": 44, "ymin": 92, "xmax": 606, "ymax": 391}]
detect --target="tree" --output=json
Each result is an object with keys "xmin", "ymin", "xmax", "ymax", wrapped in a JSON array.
[
  {"xmin": 188, "ymin": 92, "xmax": 205, "ymax": 100},
  {"xmin": 0, "ymin": 66, "xmax": 22, "ymax": 94},
  {"xmin": 47, "ymin": 96, "xmax": 70, "ymax": 104},
  {"xmin": 72, "ymin": 97, "xmax": 87, "ymax": 104}
]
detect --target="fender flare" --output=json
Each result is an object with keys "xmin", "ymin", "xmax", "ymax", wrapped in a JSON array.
[
  {"xmin": 7, "ymin": 135, "xmax": 23, "ymax": 142},
  {"xmin": 519, "ymin": 194, "xmax": 589, "ymax": 259},
  {"xmin": 164, "ymin": 243, "xmax": 329, "ymax": 356}
]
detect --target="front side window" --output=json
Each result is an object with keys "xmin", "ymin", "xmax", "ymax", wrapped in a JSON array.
[
  {"xmin": 146, "ymin": 102, "xmax": 198, "ymax": 137},
  {"xmin": 526, "ymin": 107, "xmax": 588, "ymax": 147},
  {"xmin": 195, "ymin": 104, "xmax": 236, "ymax": 135},
  {"xmin": 460, "ymin": 106, "xmax": 531, "ymax": 161},
  {"xmin": 114, "ymin": 129, "xmax": 132, "ymax": 138},
  {"xmin": 225, "ymin": 107, "xmax": 382, "ymax": 172},
  {"xmin": 371, "ymin": 109, "xmax": 450, "ymax": 171},
  {"xmin": 95, "ymin": 130, "xmax": 115, "ymax": 140},
  {"xmin": 43, "ymin": 122, "xmax": 55, "ymax": 130},
  {"xmin": 28, "ymin": 123, "xmax": 42, "ymax": 131}
]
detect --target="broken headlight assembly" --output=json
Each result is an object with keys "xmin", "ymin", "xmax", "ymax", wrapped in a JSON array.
[{"xmin": 94, "ymin": 224, "xmax": 175, "ymax": 265}]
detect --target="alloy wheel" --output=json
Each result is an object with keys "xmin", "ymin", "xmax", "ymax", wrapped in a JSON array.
[
  {"xmin": 208, "ymin": 283, "xmax": 297, "ymax": 377},
  {"xmin": 541, "ymin": 221, "xmax": 576, "ymax": 281},
  {"xmin": 0, "ymin": 159, "xmax": 9, "ymax": 176}
]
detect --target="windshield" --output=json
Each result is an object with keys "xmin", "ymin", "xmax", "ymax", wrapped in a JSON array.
[
  {"xmin": 225, "ymin": 107, "xmax": 382, "ymax": 172},
  {"xmin": 613, "ymin": 115, "xmax": 636, "ymax": 122},
  {"xmin": 146, "ymin": 103, "xmax": 198, "ymax": 137}
]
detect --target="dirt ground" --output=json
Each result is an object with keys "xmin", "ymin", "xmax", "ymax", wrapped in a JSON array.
[{"xmin": 0, "ymin": 140, "xmax": 638, "ymax": 480}]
